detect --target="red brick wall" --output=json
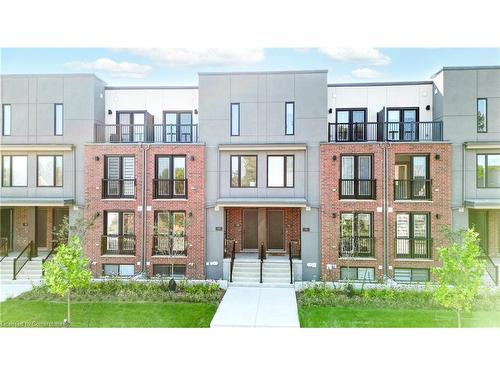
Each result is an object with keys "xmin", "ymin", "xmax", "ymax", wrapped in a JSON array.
[
  {"xmin": 320, "ymin": 142, "xmax": 452, "ymax": 281},
  {"xmin": 84, "ymin": 144, "xmax": 205, "ymax": 279}
]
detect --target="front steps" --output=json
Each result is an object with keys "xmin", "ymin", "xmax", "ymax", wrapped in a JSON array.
[
  {"xmin": 0, "ymin": 258, "xmax": 43, "ymax": 282},
  {"xmin": 230, "ymin": 258, "xmax": 292, "ymax": 286}
]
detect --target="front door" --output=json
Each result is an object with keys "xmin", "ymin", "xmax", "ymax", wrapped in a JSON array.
[
  {"xmin": 242, "ymin": 209, "xmax": 258, "ymax": 250},
  {"xmin": 0, "ymin": 208, "xmax": 13, "ymax": 251},
  {"xmin": 267, "ymin": 209, "xmax": 284, "ymax": 251},
  {"xmin": 36, "ymin": 208, "xmax": 48, "ymax": 250}
]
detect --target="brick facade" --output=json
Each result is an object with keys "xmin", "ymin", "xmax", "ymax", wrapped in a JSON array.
[
  {"xmin": 320, "ymin": 142, "xmax": 452, "ymax": 281},
  {"xmin": 84, "ymin": 144, "xmax": 205, "ymax": 279}
]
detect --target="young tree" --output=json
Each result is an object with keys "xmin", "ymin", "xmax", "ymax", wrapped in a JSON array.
[
  {"xmin": 432, "ymin": 228, "xmax": 486, "ymax": 328},
  {"xmin": 43, "ymin": 235, "xmax": 92, "ymax": 326}
]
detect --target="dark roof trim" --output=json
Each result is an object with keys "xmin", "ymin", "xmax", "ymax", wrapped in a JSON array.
[
  {"xmin": 431, "ymin": 65, "xmax": 500, "ymax": 78},
  {"xmin": 105, "ymin": 85, "xmax": 198, "ymax": 90},
  {"xmin": 328, "ymin": 80, "xmax": 433, "ymax": 87},
  {"xmin": 199, "ymin": 69, "xmax": 328, "ymax": 76}
]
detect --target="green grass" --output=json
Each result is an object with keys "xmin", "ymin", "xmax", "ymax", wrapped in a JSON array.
[
  {"xmin": 299, "ymin": 306, "xmax": 500, "ymax": 328},
  {"xmin": 0, "ymin": 300, "xmax": 217, "ymax": 328}
]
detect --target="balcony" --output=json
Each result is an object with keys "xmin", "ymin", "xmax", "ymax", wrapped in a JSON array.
[
  {"xmin": 338, "ymin": 237, "xmax": 375, "ymax": 258},
  {"xmin": 94, "ymin": 124, "xmax": 198, "ymax": 143},
  {"xmin": 339, "ymin": 179, "xmax": 376, "ymax": 199},
  {"xmin": 101, "ymin": 235, "xmax": 136, "ymax": 255},
  {"xmin": 394, "ymin": 179, "xmax": 432, "ymax": 200},
  {"xmin": 328, "ymin": 121, "xmax": 443, "ymax": 142},
  {"xmin": 152, "ymin": 235, "xmax": 187, "ymax": 256},
  {"xmin": 153, "ymin": 179, "xmax": 188, "ymax": 199},
  {"xmin": 102, "ymin": 179, "xmax": 136, "ymax": 199},
  {"xmin": 395, "ymin": 238, "xmax": 432, "ymax": 259}
]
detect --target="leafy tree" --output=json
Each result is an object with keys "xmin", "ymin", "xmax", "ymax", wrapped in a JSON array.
[
  {"xmin": 43, "ymin": 235, "xmax": 92, "ymax": 326},
  {"xmin": 432, "ymin": 228, "xmax": 486, "ymax": 328}
]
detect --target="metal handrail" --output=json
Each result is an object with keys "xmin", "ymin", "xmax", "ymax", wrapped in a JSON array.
[
  {"xmin": 484, "ymin": 253, "xmax": 499, "ymax": 286},
  {"xmin": 0, "ymin": 237, "xmax": 8, "ymax": 262},
  {"xmin": 288, "ymin": 241, "xmax": 293, "ymax": 284},
  {"xmin": 339, "ymin": 237, "xmax": 375, "ymax": 258},
  {"xmin": 94, "ymin": 123, "xmax": 199, "ymax": 143},
  {"xmin": 229, "ymin": 241, "xmax": 236, "ymax": 283},
  {"xmin": 13, "ymin": 241, "xmax": 33, "ymax": 280},
  {"xmin": 395, "ymin": 238, "xmax": 432, "ymax": 259},
  {"xmin": 259, "ymin": 242, "xmax": 265, "ymax": 284},
  {"xmin": 153, "ymin": 178, "xmax": 188, "ymax": 199},
  {"xmin": 339, "ymin": 178, "xmax": 376, "ymax": 199},
  {"xmin": 101, "ymin": 235, "xmax": 136, "ymax": 255},
  {"xmin": 102, "ymin": 178, "xmax": 136, "ymax": 199},
  {"xmin": 394, "ymin": 179, "xmax": 432, "ymax": 201},
  {"xmin": 152, "ymin": 234, "xmax": 187, "ymax": 256}
]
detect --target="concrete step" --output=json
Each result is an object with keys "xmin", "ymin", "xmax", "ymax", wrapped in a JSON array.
[{"xmin": 229, "ymin": 281, "xmax": 293, "ymax": 288}]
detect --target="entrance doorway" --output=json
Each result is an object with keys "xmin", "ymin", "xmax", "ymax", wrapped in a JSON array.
[
  {"xmin": 36, "ymin": 208, "xmax": 48, "ymax": 250},
  {"xmin": 0, "ymin": 208, "xmax": 13, "ymax": 250},
  {"xmin": 242, "ymin": 209, "xmax": 258, "ymax": 251},
  {"xmin": 267, "ymin": 209, "xmax": 284, "ymax": 252}
]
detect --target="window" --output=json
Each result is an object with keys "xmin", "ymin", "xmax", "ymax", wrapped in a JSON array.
[
  {"xmin": 335, "ymin": 108, "xmax": 367, "ymax": 141},
  {"xmin": 2, "ymin": 155, "xmax": 27, "ymax": 187},
  {"xmin": 394, "ymin": 268, "xmax": 430, "ymax": 282},
  {"xmin": 340, "ymin": 267, "xmax": 375, "ymax": 281},
  {"xmin": 2, "ymin": 104, "xmax": 11, "ymax": 136},
  {"xmin": 230, "ymin": 103, "xmax": 240, "ymax": 136},
  {"xmin": 340, "ymin": 155, "xmax": 374, "ymax": 199},
  {"xmin": 387, "ymin": 108, "xmax": 419, "ymax": 141},
  {"xmin": 104, "ymin": 156, "xmax": 135, "ymax": 198},
  {"xmin": 477, "ymin": 154, "xmax": 500, "ymax": 188},
  {"xmin": 37, "ymin": 156, "xmax": 63, "ymax": 187},
  {"xmin": 477, "ymin": 98, "xmax": 487, "ymax": 133},
  {"xmin": 103, "ymin": 264, "xmax": 135, "ymax": 277},
  {"xmin": 396, "ymin": 213, "xmax": 431, "ymax": 258},
  {"xmin": 104, "ymin": 211, "xmax": 135, "ymax": 255},
  {"xmin": 285, "ymin": 102, "xmax": 295, "ymax": 135},
  {"xmin": 154, "ymin": 211, "xmax": 186, "ymax": 256},
  {"xmin": 54, "ymin": 104, "xmax": 63, "ymax": 135},
  {"xmin": 339, "ymin": 212, "xmax": 374, "ymax": 257},
  {"xmin": 394, "ymin": 155, "xmax": 430, "ymax": 200},
  {"xmin": 154, "ymin": 155, "xmax": 187, "ymax": 198},
  {"xmin": 117, "ymin": 111, "xmax": 146, "ymax": 142},
  {"xmin": 231, "ymin": 155, "xmax": 257, "ymax": 187},
  {"xmin": 152, "ymin": 264, "xmax": 186, "ymax": 279},
  {"xmin": 161, "ymin": 111, "xmax": 194, "ymax": 143},
  {"xmin": 267, "ymin": 155, "xmax": 294, "ymax": 187}
]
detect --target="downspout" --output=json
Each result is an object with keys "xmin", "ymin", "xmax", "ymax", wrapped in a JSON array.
[
  {"xmin": 381, "ymin": 143, "xmax": 389, "ymax": 281},
  {"xmin": 462, "ymin": 142, "xmax": 466, "ymax": 207},
  {"xmin": 140, "ymin": 143, "xmax": 150, "ymax": 277}
]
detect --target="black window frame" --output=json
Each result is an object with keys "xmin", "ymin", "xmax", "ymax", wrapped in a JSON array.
[
  {"xmin": 36, "ymin": 155, "xmax": 63, "ymax": 187},
  {"xmin": 395, "ymin": 212, "xmax": 431, "ymax": 240},
  {"xmin": 476, "ymin": 153, "xmax": 500, "ymax": 188},
  {"xmin": 163, "ymin": 110, "xmax": 193, "ymax": 124},
  {"xmin": 340, "ymin": 212, "xmax": 373, "ymax": 238},
  {"xmin": 266, "ymin": 155, "xmax": 295, "ymax": 188},
  {"xmin": 102, "ymin": 264, "xmax": 135, "ymax": 277},
  {"xmin": 335, "ymin": 108, "xmax": 368, "ymax": 124},
  {"xmin": 1, "ymin": 155, "xmax": 28, "ymax": 187},
  {"xmin": 339, "ymin": 154, "xmax": 374, "ymax": 199},
  {"xmin": 285, "ymin": 102, "xmax": 295, "ymax": 135},
  {"xmin": 154, "ymin": 154, "xmax": 187, "ymax": 199},
  {"xmin": 54, "ymin": 103, "xmax": 64, "ymax": 136},
  {"xmin": 2, "ymin": 104, "xmax": 11, "ymax": 136},
  {"xmin": 104, "ymin": 210, "xmax": 135, "ymax": 237},
  {"xmin": 340, "ymin": 267, "xmax": 375, "ymax": 282},
  {"xmin": 394, "ymin": 268, "xmax": 430, "ymax": 283},
  {"xmin": 230, "ymin": 155, "xmax": 258, "ymax": 188},
  {"xmin": 152, "ymin": 264, "xmax": 187, "ymax": 279},
  {"xmin": 477, "ymin": 98, "xmax": 487, "ymax": 133},
  {"xmin": 103, "ymin": 155, "xmax": 136, "ymax": 199},
  {"xmin": 230, "ymin": 103, "xmax": 240, "ymax": 136}
]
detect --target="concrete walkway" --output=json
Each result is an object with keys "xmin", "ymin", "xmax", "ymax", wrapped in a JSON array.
[
  {"xmin": 210, "ymin": 286, "xmax": 300, "ymax": 328},
  {"xmin": 0, "ymin": 281, "xmax": 39, "ymax": 302}
]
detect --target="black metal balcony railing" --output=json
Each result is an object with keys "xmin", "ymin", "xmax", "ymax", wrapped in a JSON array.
[
  {"xmin": 94, "ymin": 124, "xmax": 198, "ymax": 143},
  {"xmin": 102, "ymin": 179, "xmax": 136, "ymax": 199},
  {"xmin": 338, "ymin": 237, "xmax": 375, "ymax": 258},
  {"xmin": 394, "ymin": 179, "xmax": 432, "ymax": 200},
  {"xmin": 101, "ymin": 235, "xmax": 136, "ymax": 255},
  {"xmin": 153, "ymin": 179, "xmax": 188, "ymax": 199},
  {"xmin": 328, "ymin": 121, "xmax": 443, "ymax": 142},
  {"xmin": 395, "ymin": 238, "xmax": 432, "ymax": 259},
  {"xmin": 152, "ymin": 235, "xmax": 187, "ymax": 256},
  {"xmin": 339, "ymin": 179, "xmax": 376, "ymax": 199}
]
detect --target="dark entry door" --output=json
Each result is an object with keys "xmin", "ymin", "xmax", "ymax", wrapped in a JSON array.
[
  {"xmin": 0, "ymin": 208, "xmax": 13, "ymax": 250},
  {"xmin": 267, "ymin": 210, "xmax": 284, "ymax": 251},
  {"xmin": 36, "ymin": 208, "xmax": 48, "ymax": 249},
  {"xmin": 242, "ymin": 209, "xmax": 258, "ymax": 250}
]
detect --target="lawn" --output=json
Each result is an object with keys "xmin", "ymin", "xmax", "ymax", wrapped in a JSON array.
[
  {"xmin": 0, "ymin": 300, "xmax": 217, "ymax": 328},
  {"xmin": 299, "ymin": 306, "xmax": 500, "ymax": 328}
]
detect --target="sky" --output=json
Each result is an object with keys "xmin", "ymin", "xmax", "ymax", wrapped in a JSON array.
[{"xmin": 1, "ymin": 48, "xmax": 499, "ymax": 86}]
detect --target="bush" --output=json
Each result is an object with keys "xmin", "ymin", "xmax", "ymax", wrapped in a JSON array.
[{"xmin": 16, "ymin": 279, "xmax": 223, "ymax": 304}]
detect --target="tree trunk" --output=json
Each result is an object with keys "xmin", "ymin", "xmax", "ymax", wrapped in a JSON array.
[
  {"xmin": 67, "ymin": 291, "xmax": 71, "ymax": 326},
  {"xmin": 456, "ymin": 310, "xmax": 461, "ymax": 328}
]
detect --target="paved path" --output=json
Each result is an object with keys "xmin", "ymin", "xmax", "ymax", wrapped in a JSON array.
[
  {"xmin": 210, "ymin": 286, "xmax": 300, "ymax": 328},
  {"xmin": 0, "ymin": 282, "xmax": 39, "ymax": 302}
]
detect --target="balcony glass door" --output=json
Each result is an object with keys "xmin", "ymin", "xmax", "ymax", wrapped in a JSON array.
[
  {"xmin": 163, "ymin": 112, "xmax": 193, "ymax": 142},
  {"xmin": 118, "ymin": 112, "xmax": 145, "ymax": 142},
  {"xmin": 336, "ymin": 109, "xmax": 366, "ymax": 141},
  {"xmin": 340, "ymin": 213, "xmax": 372, "ymax": 256},
  {"xmin": 411, "ymin": 156, "xmax": 428, "ymax": 199},
  {"xmin": 358, "ymin": 156, "xmax": 372, "ymax": 197},
  {"xmin": 387, "ymin": 109, "xmax": 418, "ymax": 141}
]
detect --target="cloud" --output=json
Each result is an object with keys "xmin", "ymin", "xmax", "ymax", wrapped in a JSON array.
[
  {"xmin": 351, "ymin": 68, "xmax": 382, "ymax": 79},
  {"xmin": 64, "ymin": 58, "xmax": 152, "ymax": 78},
  {"xmin": 318, "ymin": 47, "xmax": 391, "ymax": 66},
  {"xmin": 125, "ymin": 48, "xmax": 265, "ymax": 67}
]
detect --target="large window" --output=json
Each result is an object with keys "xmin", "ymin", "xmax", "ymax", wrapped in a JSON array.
[
  {"xmin": 2, "ymin": 155, "xmax": 27, "ymax": 187},
  {"xmin": 335, "ymin": 108, "xmax": 367, "ymax": 141},
  {"xmin": 387, "ymin": 108, "xmax": 419, "ymax": 141},
  {"xmin": 104, "ymin": 211, "xmax": 135, "ymax": 255},
  {"xmin": 340, "ymin": 155, "xmax": 374, "ymax": 199},
  {"xmin": 477, "ymin": 154, "xmax": 500, "ymax": 188},
  {"xmin": 394, "ymin": 155, "xmax": 430, "ymax": 200},
  {"xmin": 396, "ymin": 213, "xmax": 431, "ymax": 258},
  {"xmin": 267, "ymin": 155, "xmax": 294, "ymax": 187},
  {"xmin": 2, "ymin": 104, "xmax": 11, "ymax": 136},
  {"xmin": 340, "ymin": 267, "xmax": 375, "ymax": 282},
  {"xmin": 477, "ymin": 98, "xmax": 487, "ymax": 133},
  {"xmin": 339, "ymin": 212, "xmax": 374, "ymax": 257},
  {"xmin": 104, "ymin": 156, "xmax": 135, "ymax": 198},
  {"xmin": 285, "ymin": 102, "xmax": 295, "ymax": 135},
  {"xmin": 394, "ymin": 268, "xmax": 430, "ymax": 282},
  {"xmin": 37, "ymin": 156, "xmax": 63, "ymax": 187},
  {"xmin": 117, "ymin": 111, "xmax": 146, "ymax": 142},
  {"xmin": 154, "ymin": 155, "xmax": 187, "ymax": 198},
  {"xmin": 230, "ymin": 103, "xmax": 240, "ymax": 136},
  {"xmin": 154, "ymin": 211, "xmax": 186, "ymax": 256},
  {"xmin": 103, "ymin": 264, "xmax": 135, "ymax": 277},
  {"xmin": 54, "ymin": 104, "xmax": 63, "ymax": 136},
  {"xmin": 152, "ymin": 264, "xmax": 186, "ymax": 279},
  {"xmin": 231, "ymin": 155, "xmax": 257, "ymax": 187}
]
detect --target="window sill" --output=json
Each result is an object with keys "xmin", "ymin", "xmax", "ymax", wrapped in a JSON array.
[
  {"xmin": 100, "ymin": 254, "xmax": 136, "ymax": 257},
  {"xmin": 338, "ymin": 257, "xmax": 377, "ymax": 261},
  {"xmin": 395, "ymin": 258, "xmax": 433, "ymax": 262},
  {"xmin": 151, "ymin": 255, "xmax": 187, "ymax": 258}
]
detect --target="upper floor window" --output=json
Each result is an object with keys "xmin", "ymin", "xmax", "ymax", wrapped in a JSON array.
[
  {"xmin": 104, "ymin": 156, "xmax": 135, "ymax": 198},
  {"xmin": 340, "ymin": 155, "xmax": 374, "ymax": 199},
  {"xmin": 230, "ymin": 103, "xmax": 240, "ymax": 136},
  {"xmin": 153, "ymin": 211, "xmax": 186, "ymax": 256},
  {"xmin": 2, "ymin": 104, "xmax": 11, "ymax": 136},
  {"xmin": 54, "ymin": 104, "xmax": 63, "ymax": 136},
  {"xmin": 477, "ymin": 154, "xmax": 500, "ymax": 188},
  {"xmin": 154, "ymin": 155, "xmax": 187, "ymax": 198},
  {"xmin": 335, "ymin": 108, "xmax": 367, "ymax": 142},
  {"xmin": 477, "ymin": 98, "xmax": 487, "ymax": 133},
  {"xmin": 164, "ymin": 111, "xmax": 192, "ymax": 125},
  {"xmin": 231, "ymin": 155, "xmax": 257, "ymax": 187},
  {"xmin": 394, "ymin": 155, "xmax": 430, "ymax": 200},
  {"xmin": 2, "ymin": 155, "xmax": 27, "ymax": 187},
  {"xmin": 103, "ymin": 211, "xmax": 135, "ymax": 255},
  {"xmin": 339, "ymin": 212, "xmax": 374, "ymax": 257},
  {"xmin": 387, "ymin": 108, "xmax": 419, "ymax": 141},
  {"xmin": 285, "ymin": 102, "xmax": 295, "ymax": 135},
  {"xmin": 117, "ymin": 111, "xmax": 146, "ymax": 142},
  {"xmin": 267, "ymin": 155, "xmax": 294, "ymax": 187},
  {"xmin": 37, "ymin": 155, "xmax": 63, "ymax": 187},
  {"xmin": 395, "ymin": 212, "xmax": 431, "ymax": 259}
]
